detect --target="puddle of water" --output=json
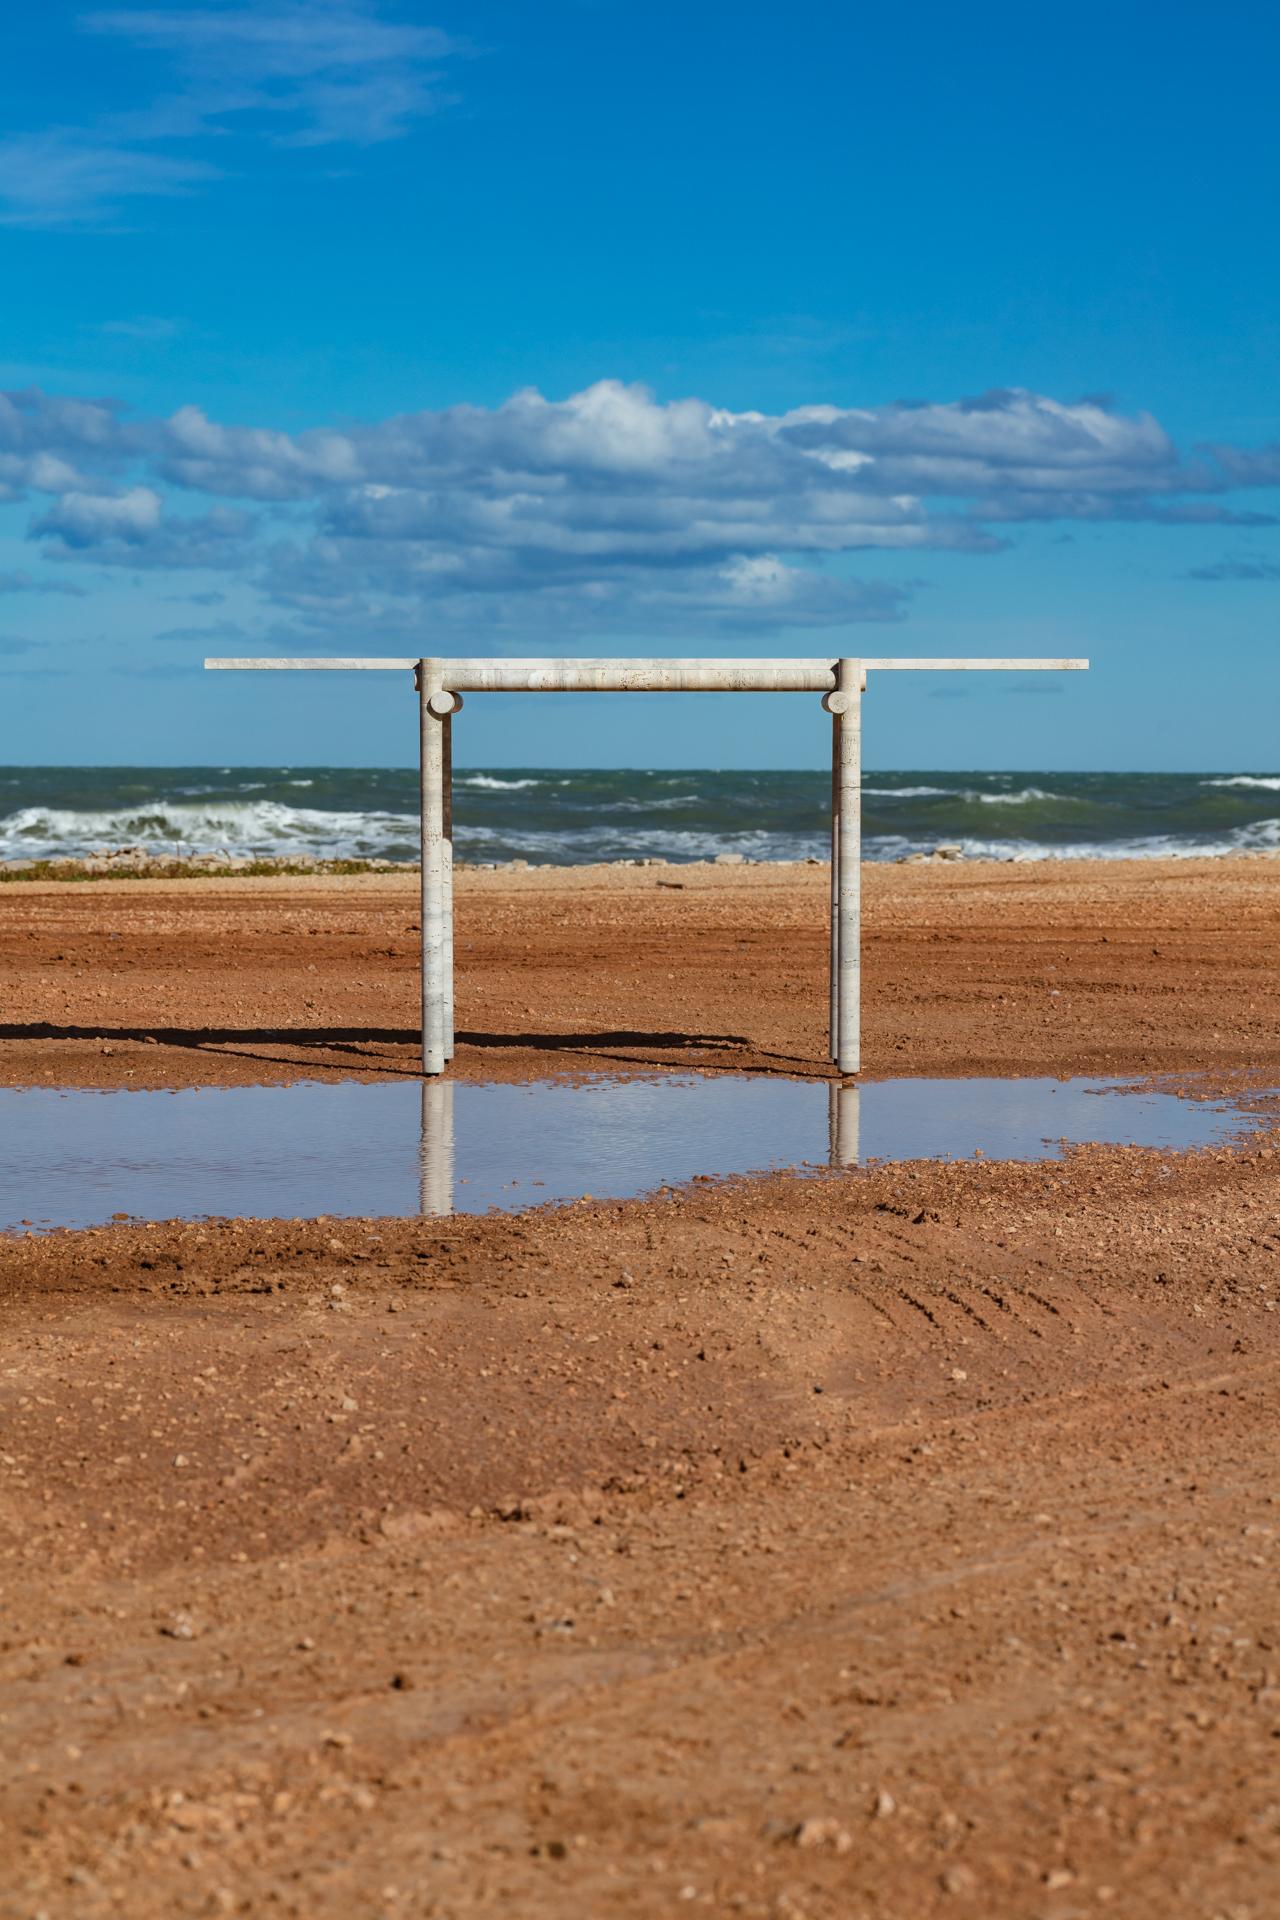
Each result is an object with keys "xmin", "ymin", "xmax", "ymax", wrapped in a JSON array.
[{"xmin": 0, "ymin": 1074, "xmax": 1267, "ymax": 1236}]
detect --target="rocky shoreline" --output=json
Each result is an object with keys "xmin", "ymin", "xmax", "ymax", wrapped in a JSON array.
[{"xmin": 19, "ymin": 841, "xmax": 1280, "ymax": 882}]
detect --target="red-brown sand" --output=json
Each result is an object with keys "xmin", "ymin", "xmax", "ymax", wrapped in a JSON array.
[{"xmin": 2, "ymin": 857, "xmax": 1279, "ymax": 1917}]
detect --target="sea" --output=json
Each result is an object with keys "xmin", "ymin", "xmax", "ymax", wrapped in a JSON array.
[{"xmin": 2, "ymin": 767, "xmax": 1279, "ymax": 867}]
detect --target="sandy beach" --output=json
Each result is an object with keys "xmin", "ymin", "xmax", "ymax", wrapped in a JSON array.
[
  {"xmin": 3, "ymin": 858, "xmax": 1280, "ymax": 1918},
  {"xmin": 5, "ymin": 853, "xmax": 1280, "ymax": 1087}
]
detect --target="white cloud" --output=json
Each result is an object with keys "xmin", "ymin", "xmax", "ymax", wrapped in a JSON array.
[
  {"xmin": 32, "ymin": 486, "xmax": 163, "ymax": 547},
  {"xmin": 254, "ymin": 540, "xmax": 909, "ymax": 642},
  {"xmin": 85, "ymin": 3, "xmax": 457, "ymax": 144},
  {"xmin": 0, "ymin": 2, "xmax": 460, "ymax": 225},
  {"xmin": 161, "ymin": 405, "xmax": 362, "ymax": 498},
  {"xmin": 0, "ymin": 387, "xmax": 134, "ymax": 497},
  {"xmin": 33, "ymin": 497, "xmax": 255, "ymax": 569},
  {"xmin": 0, "ymin": 133, "xmax": 220, "ymax": 229},
  {"xmin": 0, "ymin": 387, "xmax": 128, "ymax": 454},
  {"xmin": 144, "ymin": 380, "xmax": 1236, "ymax": 523},
  {"xmin": 4, "ymin": 376, "xmax": 1277, "ymax": 636}
]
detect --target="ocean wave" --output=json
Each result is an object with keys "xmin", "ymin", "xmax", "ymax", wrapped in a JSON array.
[
  {"xmin": 580, "ymin": 794, "xmax": 703, "ymax": 813},
  {"xmin": 0, "ymin": 800, "xmax": 422, "ymax": 863},
  {"xmin": 905, "ymin": 818, "xmax": 1280, "ymax": 862},
  {"xmin": 453, "ymin": 823, "xmax": 823, "ymax": 861},
  {"xmin": 863, "ymin": 785, "xmax": 1070, "ymax": 805},
  {"xmin": 456, "ymin": 775, "xmax": 544, "ymax": 791},
  {"xmin": 976, "ymin": 787, "xmax": 1068, "ymax": 805},
  {"xmin": 3, "ymin": 775, "xmax": 1280, "ymax": 869},
  {"xmin": 862, "ymin": 785, "xmax": 952, "ymax": 798}
]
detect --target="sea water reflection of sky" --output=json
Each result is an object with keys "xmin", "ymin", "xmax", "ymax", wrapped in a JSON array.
[{"xmin": 0, "ymin": 1074, "xmax": 1267, "ymax": 1235}]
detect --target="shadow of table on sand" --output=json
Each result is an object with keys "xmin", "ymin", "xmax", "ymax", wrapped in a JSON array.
[{"xmin": 0, "ymin": 1022, "xmax": 827, "ymax": 1079}]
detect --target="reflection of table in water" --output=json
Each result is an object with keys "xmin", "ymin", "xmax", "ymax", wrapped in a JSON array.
[
  {"xmin": 419, "ymin": 1079, "xmax": 455, "ymax": 1217},
  {"xmin": 419, "ymin": 1077, "xmax": 862, "ymax": 1222},
  {"xmin": 828, "ymin": 1080, "xmax": 859, "ymax": 1167}
]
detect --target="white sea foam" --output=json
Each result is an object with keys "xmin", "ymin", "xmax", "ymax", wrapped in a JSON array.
[
  {"xmin": 914, "ymin": 818, "xmax": 1280, "ymax": 862},
  {"xmin": 0, "ymin": 800, "xmax": 421, "ymax": 863},
  {"xmin": 1202, "ymin": 775, "xmax": 1280, "ymax": 791},
  {"xmin": 3, "ymin": 788, "xmax": 1278, "ymax": 869},
  {"xmin": 456, "ymin": 775, "xmax": 544, "ymax": 791},
  {"xmin": 976, "ymin": 787, "xmax": 1066, "ymax": 805},
  {"xmin": 593, "ymin": 794, "xmax": 701, "ymax": 813},
  {"xmin": 864, "ymin": 785, "xmax": 1068, "ymax": 805},
  {"xmin": 862, "ymin": 785, "xmax": 951, "ymax": 798}
]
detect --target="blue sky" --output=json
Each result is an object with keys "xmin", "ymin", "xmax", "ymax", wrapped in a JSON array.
[{"xmin": 0, "ymin": 0, "xmax": 1277, "ymax": 769}]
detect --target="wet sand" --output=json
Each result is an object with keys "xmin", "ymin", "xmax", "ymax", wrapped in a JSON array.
[{"xmin": 2, "ymin": 858, "xmax": 1280, "ymax": 1918}]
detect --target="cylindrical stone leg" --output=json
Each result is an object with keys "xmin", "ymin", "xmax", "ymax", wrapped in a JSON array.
[
  {"xmin": 419, "ymin": 1078, "xmax": 455, "ymax": 1217},
  {"xmin": 829, "ymin": 711, "xmax": 840, "ymax": 1062},
  {"xmin": 419, "ymin": 659, "xmax": 447, "ymax": 1076},
  {"xmin": 834, "ymin": 659, "xmax": 861, "ymax": 1075},
  {"xmin": 443, "ymin": 709, "xmax": 455, "ymax": 1060}
]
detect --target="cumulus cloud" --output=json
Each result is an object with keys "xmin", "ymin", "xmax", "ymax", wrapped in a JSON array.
[
  {"xmin": 5, "ymin": 376, "xmax": 1280, "ymax": 638},
  {"xmin": 161, "ymin": 404, "xmax": 362, "ymax": 498},
  {"xmin": 34, "ymin": 497, "xmax": 256, "ymax": 570},
  {"xmin": 149, "ymin": 381, "xmax": 1255, "ymax": 532},
  {"xmin": 0, "ymin": 2, "xmax": 461, "ymax": 225},
  {"xmin": 257, "ymin": 536, "xmax": 909, "ymax": 645},
  {"xmin": 0, "ymin": 387, "xmax": 133, "ymax": 498},
  {"xmin": 0, "ymin": 386, "xmax": 130, "ymax": 456},
  {"xmin": 32, "ymin": 485, "xmax": 163, "ymax": 547}
]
